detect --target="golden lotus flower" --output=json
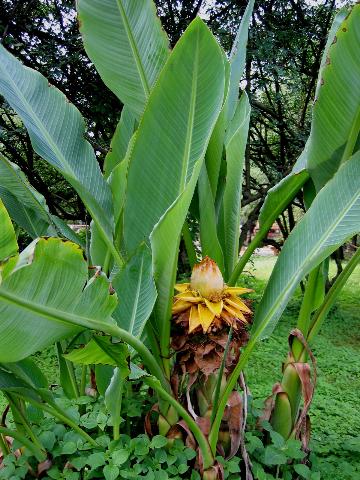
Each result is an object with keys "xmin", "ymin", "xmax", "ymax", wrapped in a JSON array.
[{"xmin": 172, "ymin": 256, "xmax": 252, "ymax": 334}]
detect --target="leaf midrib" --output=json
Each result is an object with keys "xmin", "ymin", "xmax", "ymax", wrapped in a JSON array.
[
  {"xmin": 0, "ymin": 288, "xmax": 109, "ymax": 332},
  {"xmin": 0, "ymin": 57, "xmax": 76, "ymax": 179},
  {"xmin": 116, "ymin": 0, "xmax": 150, "ymax": 101},
  {"xmin": 128, "ymin": 251, "xmax": 145, "ymax": 337},
  {"xmin": 179, "ymin": 26, "xmax": 199, "ymax": 192}
]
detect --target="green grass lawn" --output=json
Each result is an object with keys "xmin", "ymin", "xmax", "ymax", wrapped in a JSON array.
[{"xmin": 244, "ymin": 256, "xmax": 360, "ymax": 479}]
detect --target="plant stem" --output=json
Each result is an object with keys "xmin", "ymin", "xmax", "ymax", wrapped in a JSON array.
[
  {"xmin": 209, "ymin": 337, "xmax": 254, "ymax": 453},
  {"xmin": 158, "ymin": 236, "xmax": 182, "ymax": 381},
  {"xmin": 14, "ymin": 394, "xmax": 98, "ymax": 447},
  {"xmin": 6, "ymin": 395, "xmax": 44, "ymax": 452},
  {"xmin": 79, "ymin": 364, "xmax": 88, "ymax": 416},
  {"xmin": 0, "ymin": 427, "xmax": 46, "ymax": 461},
  {"xmin": 308, "ymin": 247, "xmax": 360, "ymax": 343},
  {"xmin": 145, "ymin": 376, "xmax": 214, "ymax": 470},
  {"xmin": 108, "ymin": 325, "xmax": 170, "ymax": 391},
  {"xmin": 56, "ymin": 342, "xmax": 80, "ymax": 399},
  {"xmin": 210, "ymin": 326, "xmax": 233, "ymax": 426}
]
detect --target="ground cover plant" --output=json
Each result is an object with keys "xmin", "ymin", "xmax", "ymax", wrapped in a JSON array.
[{"xmin": 0, "ymin": 0, "xmax": 359, "ymax": 478}]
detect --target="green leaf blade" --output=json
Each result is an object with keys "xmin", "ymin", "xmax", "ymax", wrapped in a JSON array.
[
  {"xmin": 112, "ymin": 243, "xmax": 157, "ymax": 338},
  {"xmin": 198, "ymin": 164, "xmax": 224, "ymax": 270},
  {"xmin": 77, "ymin": 0, "xmax": 169, "ymax": 118},
  {"xmin": 307, "ymin": 4, "xmax": 360, "ymax": 188},
  {"xmin": 0, "ymin": 238, "xmax": 117, "ymax": 362},
  {"xmin": 222, "ymin": 92, "xmax": 251, "ymax": 277},
  {"xmin": 104, "ymin": 106, "xmax": 136, "ymax": 178},
  {"xmin": 0, "ymin": 199, "xmax": 18, "ymax": 264},
  {"xmin": 0, "ymin": 154, "xmax": 83, "ymax": 245},
  {"xmin": 123, "ymin": 17, "xmax": 225, "ymax": 253},
  {"xmin": 0, "ymin": 45, "xmax": 114, "ymax": 250},
  {"xmin": 227, "ymin": 0, "xmax": 254, "ymax": 122},
  {"xmin": 252, "ymin": 151, "xmax": 360, "ymax": 341}
]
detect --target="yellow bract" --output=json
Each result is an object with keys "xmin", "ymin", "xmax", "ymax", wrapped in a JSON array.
[
  {"xmin": 172, "ymin": 257, "xmax": 253, "ymax": 333},
  {"xmin": 172, "ymin": 283, "xmax": 252, "ymax": 333}
]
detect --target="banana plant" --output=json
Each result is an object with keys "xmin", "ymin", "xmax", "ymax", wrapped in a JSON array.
[{"xmin": 0, "ymin": 1, "xmax": 359, "ymax": 478}]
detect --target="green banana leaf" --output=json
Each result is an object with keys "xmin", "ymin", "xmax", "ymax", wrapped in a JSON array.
[
  {"xmin": 0, "ymin": 365, "xmax": 42, "ymax": 402},
  {"xmin": 252, "ymin": 150, "xmax": 360, "ymax": 341},
  {"xmin": 0, "ymin": 198, "xmax": 18, "ymax": 265},
  {"xmin": 0, "ymin": 155, "xmax": 50, "ymax": 238},
  {"xmin": 198, "ymin": 164, "xmax": 224, "ymax": 270},
  {"xmin": 105, "ymin": 367, "xmax": 127, "ymax": 440},
  {"xmin": 64, "ymin": 337, "xmax": 128, "ymax": 368},
  {"xmin": 90, "ymin": 135, "xmax": 134, "ymax": 269},
  {"xmin": 0, "ymin": 237, "xmax": 117, "ymax": 362},
  {"xmin": 96, "ymin": 365, "xmax": 114, "ymax": 396},
  {"xmin": 77, "ymin": 0, "xmax": 169, "ymax": 118},
  {"xmin": 228, "ymin": 168, "xmax": 310, "ymax": 285},
  {"xmin": 1, "ymin": 358, "xmax": 48, "ymax": 390},
  {"xmin": 222, "ymin": 92, "xmax": 251, "ymax": 278},
  {"xmin": 0, "ymin": 45, "xmax": 115, "ymax": 259},
  {"xmin": 306, "ymin": 4, "xmax": 360, "ymax": 189},
  {"xmin": 123, "ymin": 17, "xmax": 225, "ymax": 253},
  {"xmin": 109, "ymin": 134, "xmax": 135, "ymax": 229},
  {"xmin": 205, "ymin": 53, "xmax": 230, "ymax": 198},
  {"xmin": 227, "ymin": 0, "xmax": 254, "ymax": 123},
  {"xmin": 112, "ymin": 243, "xmax": 157, "ymax": 338},
  {"xmin": 104, "ymin": 106, "xmax": 136, "ymax": 178},
  {"xmin": 0, "ymin": 154, "xmax": 83, "ymax": 245},
  {"xmin": 151, "ymin": 158, "xmax": 203, "ymax": 361},
  {"xmin": 314, "ymin": 8, "xmax": 348, "ymax": 99},
  {"xmin": 228, "ymin": 8, "xmax": 350, "ymax": 284}
]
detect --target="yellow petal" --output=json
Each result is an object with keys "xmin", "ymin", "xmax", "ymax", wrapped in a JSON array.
[
  {"xmin": 226, "ymin": 296, "xmax": 251, "ymax": 314},
  {"xmin": 204, "ymin": 299, "xmax": 223, "ymax": 316},
  {"xmin": 172, "ymin": 299, "xmax": 192, "ymax": 314},
  {"xmin": 224, "ymin": 286, "xmax": 253, "ymax": 295},
  {"xmin": 175, "ymin": 292, "xmax": 202, "ymax": 303},
  {"xmin": 236, "ymin": 311, "xmax": 247, "ymax": 323},
  {"xmin": 174, "ymin": 283, "xmax": 190, "ymax": 292},
  {"xmin": 189, "ymin": 305, "xmax": 201, "ymax": 333},
  {"xmin": 223, "ymin": 303, "xmax": 239, "ymax": 317},
  {"xmin": 198, "ymin": 304, "xmax": 215, "ymax": 333},
  {"xmin": 223, "ymin": 304, "xmax": 247, "ymax": 323}
]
